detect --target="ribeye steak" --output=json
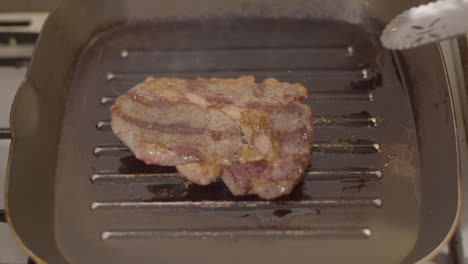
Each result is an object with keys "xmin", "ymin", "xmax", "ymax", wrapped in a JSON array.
[{"xmin": 110, "ymin": 76, "xmax": 313, "ymax": 199}]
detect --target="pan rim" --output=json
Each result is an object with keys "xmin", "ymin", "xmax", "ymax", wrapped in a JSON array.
[{"xmin": 412, "ymin": 40, "xmax": 464, "ymax": 264}]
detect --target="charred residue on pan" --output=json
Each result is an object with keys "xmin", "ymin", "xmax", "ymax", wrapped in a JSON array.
[
  {"xmin": 118, "ymin": 155, "xmax": 177, "ymax": 174},
  {"xmin": 349, "ymin": 73, "xmax": 382, "ymax": 91},
  {"xmin": 144, "ymin": 179, "xmax": 310, "ymax": 202},
  {"xmin": 146, "ymin": 184, "xmax": 189, "ymax": 200},
  {"xmin": 340, "ymin": 177, "xmax": 369, "ymax": 192},
  {"xmin": 272, "ymin": 209, "xmax": 292, "ymax": 218}
]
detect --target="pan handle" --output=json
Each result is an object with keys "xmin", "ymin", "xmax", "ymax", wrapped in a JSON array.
[{"xmin": 0, "ymin": 128, "xmax": 10, "ymax": 139}]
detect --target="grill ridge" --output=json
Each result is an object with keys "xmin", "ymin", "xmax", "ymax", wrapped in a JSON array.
[
  {"xmin": 91, "ymin": 199, "xmax": 383, "ymax": 211},
  {"xmin": 101, "ymin": 227, "xmax": 372, "ymax": 240}
]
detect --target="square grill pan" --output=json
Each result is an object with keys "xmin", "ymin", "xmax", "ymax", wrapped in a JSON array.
[{"xmin": 6, "ymin": 0, "xmax": 461, "ymax": 263}]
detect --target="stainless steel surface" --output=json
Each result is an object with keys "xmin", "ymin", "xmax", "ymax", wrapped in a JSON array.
[
  {"xmin": 0, "ymin": 67, "xmax": 28, "ymax": 264},
  {"xmin": 0, "ymin": 11, "xmax": 46, "ymax": 264},
  {"xmin": 0, "ymin": 1, "xmax": 57, "ymax": 13},
  {"xmin": 0, "ymin": 39, "xmax": 33, "ymax": 60},
  {"xmin": 0, "ymin": 13, "xmax": 47, "ymax": 34}
]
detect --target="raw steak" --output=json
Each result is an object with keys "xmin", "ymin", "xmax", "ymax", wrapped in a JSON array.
[{"xmin": 110, "ymin": 76, "xmax": 313, "ymax": 199}]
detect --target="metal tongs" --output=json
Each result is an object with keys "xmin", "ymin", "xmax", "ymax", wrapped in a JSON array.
[{"xmin": 381, "ymin": 0, "xmax": 468, "ymax": 49}]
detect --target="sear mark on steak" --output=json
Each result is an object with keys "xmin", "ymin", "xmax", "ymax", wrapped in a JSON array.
[{"xmin": 110, "ymin": 76, "xmax": 313, "ymax": 199}]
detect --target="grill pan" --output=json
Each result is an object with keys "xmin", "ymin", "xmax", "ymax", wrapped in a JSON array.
[{"xmin": 5, "ymin": 0, "xmax": 461, "ymax": 263}]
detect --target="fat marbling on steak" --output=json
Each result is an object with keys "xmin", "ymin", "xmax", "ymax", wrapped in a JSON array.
[{"xmin": 110, "ymin": 76, "xmax": 313, "ymax": 199}]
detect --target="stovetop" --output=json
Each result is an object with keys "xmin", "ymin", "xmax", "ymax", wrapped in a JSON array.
[
  {"xmin": 0, "ymin": 12, "xmax": 465, "ymax": 264},
  {"xmin": 0, "ymin": 66, "xmax": 28, "ymax": 263},
  {"xmin": 0, "ymin": 12, "xmax": 46, "ymax": 264}
]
